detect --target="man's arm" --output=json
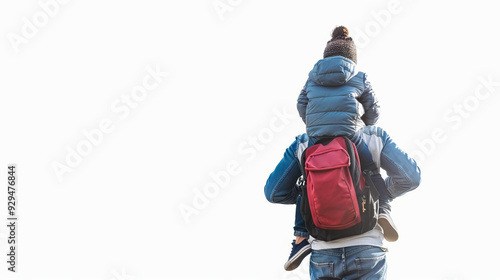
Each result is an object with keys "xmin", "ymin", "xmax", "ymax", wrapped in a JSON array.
[{"xmin": 264, "ymin": 137, "xmax": 302, "ymax": 204}]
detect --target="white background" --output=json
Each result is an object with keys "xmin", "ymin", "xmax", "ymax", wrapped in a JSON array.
[{"xmin": 1, "ymin": 0, "xmax": 499, "ymax": 279}]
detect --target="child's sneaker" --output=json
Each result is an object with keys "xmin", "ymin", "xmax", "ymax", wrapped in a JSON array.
[
  {"xmin": 378, "ymin": 207, "xmax": 399, "ymax": 242},
  {"xmin": 284, "ymin": 239, "xmax": 311, "ymax": 271}
]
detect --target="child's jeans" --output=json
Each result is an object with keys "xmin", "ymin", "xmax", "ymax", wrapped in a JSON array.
[{"xmin": 294, "ymin": 126, "xmax": 421, "ymax": 238}]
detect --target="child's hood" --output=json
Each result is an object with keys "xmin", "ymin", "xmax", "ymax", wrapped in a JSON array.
[{"xmin": 308, "ymin": 56, "xmax": 359, "ymax": 87}]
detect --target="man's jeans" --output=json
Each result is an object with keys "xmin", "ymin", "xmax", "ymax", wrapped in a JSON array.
[
  {"xmin": 309, "ymin": 245, "xmax": 387, "ymax": 280},
  {"xmin": 264, "ymin": 126, "xmax": 421, "ymax": 237}
]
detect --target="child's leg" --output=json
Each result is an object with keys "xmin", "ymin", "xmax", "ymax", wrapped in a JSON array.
[
  {"xmin": 284, "ymin": 194, "xmax": 311, "ymax": 271},
  {"xmin": 358, "ymin": 126, "xmax": 422, "ymax": 242},
  {"xmin": 294, "ymin": 195, "xmax": 309, "ymax": 242},
  {"xmin": 355, "ymin": 139, "xmax": 391, "ymax": 210},
  {"xmin": 352, "ymin": 131, "xmax": 398, "ymax": 241}
]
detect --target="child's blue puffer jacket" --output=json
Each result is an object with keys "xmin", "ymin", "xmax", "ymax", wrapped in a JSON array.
[{"xmin": 297, "ymin": 56, "xmax": 380, "ymax": 138}]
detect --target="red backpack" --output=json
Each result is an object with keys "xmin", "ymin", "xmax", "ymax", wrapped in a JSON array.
[{"xmin": 299, "ymin": 137, "xmax": 379, "ymax": 241}]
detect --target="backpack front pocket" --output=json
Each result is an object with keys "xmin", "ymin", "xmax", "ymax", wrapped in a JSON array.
[{"xmin": 305, "ymin": 146, "xmax": 361, "ymax": 230}]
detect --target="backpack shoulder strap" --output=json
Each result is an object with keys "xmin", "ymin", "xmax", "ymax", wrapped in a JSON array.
[{"xmin": 342, "ymin": 137, "xmax": 362, "ymax": 194}]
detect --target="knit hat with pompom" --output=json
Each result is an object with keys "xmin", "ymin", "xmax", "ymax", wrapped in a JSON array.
[{"xmin": 323, "ymin": 26, "xmax": 357, "ymax": 63}]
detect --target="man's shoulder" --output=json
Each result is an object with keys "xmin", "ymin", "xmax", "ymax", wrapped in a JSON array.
[{"xmin": 295, "ymin": 133, "xmax": 309, "ymax": 143}]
